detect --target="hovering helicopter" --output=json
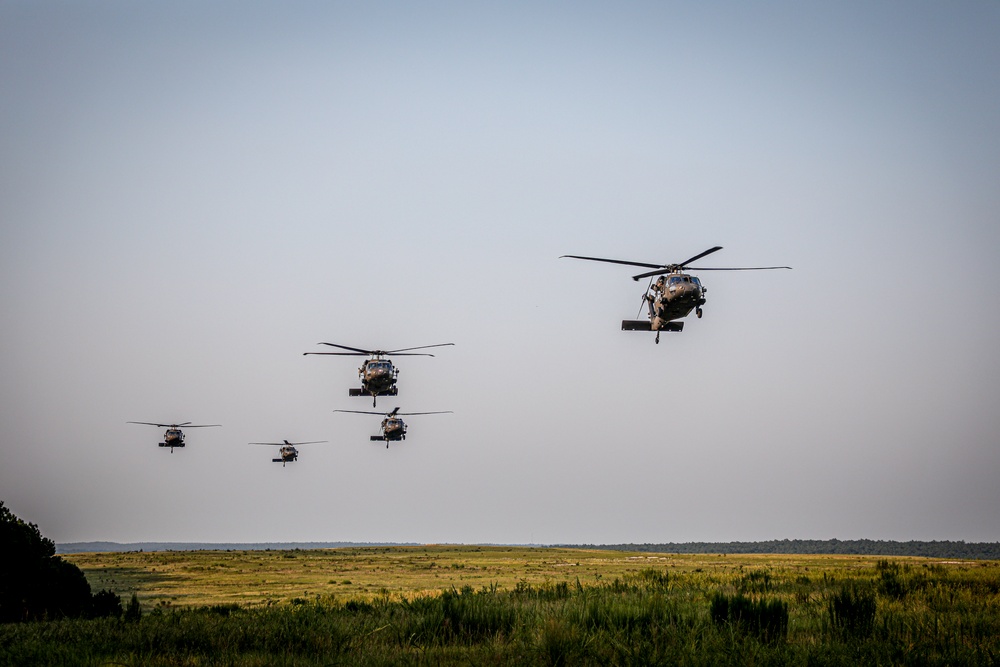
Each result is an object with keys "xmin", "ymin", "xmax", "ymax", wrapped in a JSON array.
[
  {"xmin": 248, "ymin": 440, "xmax": 329, "ymax": 466},
  {"xmin": 127, "ymin": 421, "xmax": 221, "ymax": 452},
  {"xmin": 561, "ymin": 246, "xmax": 791, "ymax": 343},
  {"xmin": 303, "ymin": 342, "xmax": 454, "ymax": 406},
  {"xmin": 333, "ymin": 407, "xmax": 452, "ymax": 448}
]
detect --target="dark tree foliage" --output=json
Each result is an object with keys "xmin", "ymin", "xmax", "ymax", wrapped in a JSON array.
[
  {"xmin": 91, "ymin": 589, "xmax": 124, "ymax": 619},
  {"xmin": 0, "ymin": 501, "xmax": 116, "ymax": 622}
]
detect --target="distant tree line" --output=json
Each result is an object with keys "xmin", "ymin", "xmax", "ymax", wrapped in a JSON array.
[
  {"xmin": 0, "ymin": 501, "xmax": 126, "ymax": 623},
  {"xmin": 560, "ymin": 539, "xmax": 1000, "ymax": 560},
  {"xmin": 56, "ymin": 541, "xmax": 421, "ymax": 554}
]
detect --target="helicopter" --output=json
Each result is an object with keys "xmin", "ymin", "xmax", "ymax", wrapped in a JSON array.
[
  {"xmin": 248, "ymin": 440, "xmax": 329, "ymax": 466},
  {"xmin": 127, "ymin": 421, "xmax": 221, "ymax": 452},
  {"xmin": 333, "ymin": 407, "xmax": 452, "ymax": 448},
  {"xmin": 561, "ymin": 246, "xmax": 791, "ymax": 343},
  {"xmin": 303, "ymin": 342, "xmax": 454, "ymax": 406}
]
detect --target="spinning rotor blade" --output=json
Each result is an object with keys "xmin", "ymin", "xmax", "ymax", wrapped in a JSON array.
[
  {"xmin": 127, "ymin": 421, "xmax": 212, "ymax": 428},
  {"xmin": 334, "ymin": 409, "xmax": 386, "ymax": 416},
  {"xmin": 305, "ymin": 342, "xmax": 454, "ymax": 357},
  {"xmin": 396, "ymin": 411, "xmax": 453, "ymax": 416},
  {"xmin": 631, "ymin": 264, "xmax": 791, "ymax": 281},
  {"xmin": 248, "ymin": 440, "xmax": 327, "ymax": 446},
  {"xmin": 678, "ymin": 246, "xmax": 723, "ymax": 267},
  {"xmin": 385, "ymin": 343, "xmax": 455, "ymax": 354},
  {"xmin": 629, "ymin": 245, "xmax": 724, "ymax": 280},
  {"xmin": 304, "ymin": 351, "xmax": 370, "ymax": 356},
  {"xmin": 305, "ymin": 342, "xmax": 372, "ymax": 356},
  {"xmin": 560, "ymin": 255, "xmax": 665, "ymax": 269}
]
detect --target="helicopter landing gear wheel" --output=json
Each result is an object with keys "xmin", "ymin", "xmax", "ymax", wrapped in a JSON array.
[{"xmin": 696, "ymin": 307, "xmax": 703, "ymax": 318}]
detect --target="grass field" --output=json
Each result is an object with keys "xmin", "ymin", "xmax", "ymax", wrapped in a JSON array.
[
  {"xmin": 60, "ymin": 545, "xmax": 982, "ymax": 610},
  {"xmin": 2, "ymin": 546, "xmax": 999, "ymax": 665}
]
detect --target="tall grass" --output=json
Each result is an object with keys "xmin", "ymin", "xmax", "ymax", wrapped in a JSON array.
[{"xmin": 3, "ymin": 552, "xmax": 999, "ymax": 666}]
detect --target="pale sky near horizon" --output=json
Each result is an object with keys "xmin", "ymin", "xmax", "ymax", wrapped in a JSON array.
[{"xmin": 2, "ymin": 1, "xmax": 999, "ymax": 546}]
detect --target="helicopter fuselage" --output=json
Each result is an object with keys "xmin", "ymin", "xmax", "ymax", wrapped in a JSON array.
[
  {"xmin": 361, "ymin": 359, "xmax": 397, "ymax": 394},
  {"xmin": 375, "ymin": 417, "xmax": 406, "ymax": 442},
  {"xmin": 160, "ymin": 429, "xmax": 185, "ymax": 449},
  {"xmin": 649, "ymin": 273, "xmax": 706, "ymax": 326},
  {"xmin": 273, "ymin": 445, "xmax": 298, "ymax": 465},
  {"xmin": 349, "ymin": 359, "xmax": 399, "ymax": 405}
]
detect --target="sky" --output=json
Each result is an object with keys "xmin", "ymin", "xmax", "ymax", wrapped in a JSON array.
[{"xmin": 2, "ymin": 1, "xmax": 999, "ymax": 546}]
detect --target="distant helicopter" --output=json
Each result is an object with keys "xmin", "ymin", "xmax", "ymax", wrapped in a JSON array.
[
  {"xmin": 304, "ymin": 342, "xmax": 454, "ymax": 406},
  {"xmin": 334, "ymin": 407, "xmax": 452, "ymax": 448},
  {"xmin": 561, "ymin": 246, "xmax": 791, "ymax": 343},
  {"xmin": 248, "ymin": 440, "xmax": 329, "ymax": 466},
  {"xmin": 127, "ymin": 421, "xmax": 221, "ymax": 452}
]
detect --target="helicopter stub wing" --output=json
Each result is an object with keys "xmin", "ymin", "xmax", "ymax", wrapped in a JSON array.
[
  {"xmin": 622, "ymin": 320, "xmax": 683, "ymax": 332},
  {"xmin": 350, "ymin": 387, "xmax": 398, "ymax": 397}
]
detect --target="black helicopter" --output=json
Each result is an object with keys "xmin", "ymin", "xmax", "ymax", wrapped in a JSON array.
[
  {"xmin": 248, "ymin": 440, "xmax": 329, "ymax": 466},
  {"xmin": 334, "ymin": 407, "xmax": 452, "ymax": 448},
  {"xmin": 127, "ymin": 421, "xmax": 221, "ymax": 452},
  {"xmin": 561, "ymin": 246, "xmax": 791, "ymax": 343},
  {"xmin": 304, "ymin": 342, "xmax": 454, "ymax": 406}
]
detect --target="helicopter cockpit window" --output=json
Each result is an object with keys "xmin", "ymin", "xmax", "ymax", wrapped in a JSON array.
[{"xmin": 668, "ymin": 276, "xmax": 683, "ymax": 286}]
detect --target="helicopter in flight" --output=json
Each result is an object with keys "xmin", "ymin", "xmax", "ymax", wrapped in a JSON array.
[
  {"xmin": 248, "ymin": 440, "xmax": 329, "ymax": 466},
  {"xmin": 127, "ymin": 421, "xmax": 221, "ymax": 452},
  {"xmin": 303, "ymin": 342, "xmax": 454, "ymax": 406},
  {"xmin": 333, "ymin": 407, "xmax": 452, "ymax": 448},
  {"xmin": 561, "ymin": 246, "xmax": 791, "ymax": 343}
]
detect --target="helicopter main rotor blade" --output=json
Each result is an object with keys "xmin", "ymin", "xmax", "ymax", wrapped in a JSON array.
[
  {"xmin": 381, "ymin": 352, "xmax": 436, "ymax": 357},
  {"xmin": 396, "ymin": 411, "xmax": 453, "ymax": 416},
  {"xmin": 303, "ymin": 352, "xmax": 371, "ymax": 356},
  {"xmin": 333, "ymin": 409, "xmax": 386, "ymax": 416},
  {"xmin": 180, "ymin": 424, "xmax": 221, "ymax": 428},
  {"xmin": 560, "ymin": 255, "xmax": 665, "ymax": 269},
  {"xmin": 685, "ymin": 266, "xmax": 793, "ymax": 271},
  {"xmin": 315, "ymin": 343, "xmax": 374, "ymax": 354},
  {"xmin": 678, "ymin": 246, "xmax": 724, "ymax": 268},
  {"xmin": 248, "ymin": 441, "xmax": 328, "ymax": 446},
  {"xmin": 385, "ymin": 343, "xmax": 455, "ymax": 354},
  {"xmin": 631, "ymin": 265, "xmax": 792, "ymax": 281},
  {"xmin": 127, "ymin": 421, "xmax": 202, "ymax": 428}
]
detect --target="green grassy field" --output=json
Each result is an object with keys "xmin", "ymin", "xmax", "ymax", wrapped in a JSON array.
[
  {"xmin": 60, "ymin": 545, "xmax": 983, "ymax": 610},
  {"xmin": 2, "ymin": 546, "xmax": 999, "ymax": 665}
]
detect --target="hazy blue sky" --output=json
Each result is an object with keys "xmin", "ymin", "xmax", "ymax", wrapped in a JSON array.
[{"xmin": 2, "ymin": 1, "xmax": 998, "ymax": 545}]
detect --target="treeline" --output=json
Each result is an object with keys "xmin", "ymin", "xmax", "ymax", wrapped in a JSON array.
[
  {"xmin": 56, "ymin": 541, "xmax": 418, "ymax": 554},
  {"xmin": 562, "ymin": 539, "xmax": 1000, "ymax": 560}
]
